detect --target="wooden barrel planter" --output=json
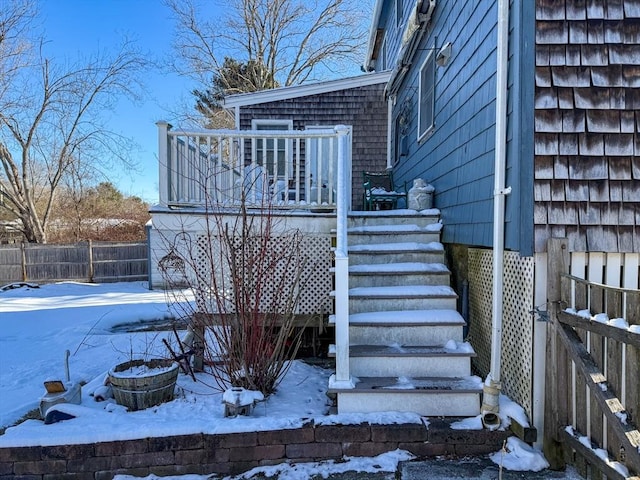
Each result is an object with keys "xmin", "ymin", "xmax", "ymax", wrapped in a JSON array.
[{"xmin": 108, "ymin": 359, "xmax": 179, "ymax": 411}]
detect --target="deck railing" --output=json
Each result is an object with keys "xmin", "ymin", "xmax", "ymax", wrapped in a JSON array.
[{"xmin": 156, "ymin": 122, "xmax": 351, "ymax": 210}]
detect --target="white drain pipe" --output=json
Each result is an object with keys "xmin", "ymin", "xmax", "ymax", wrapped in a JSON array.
[{"xmin": 482, "ymin": 0, "xmax": 511, "ymax": 429}]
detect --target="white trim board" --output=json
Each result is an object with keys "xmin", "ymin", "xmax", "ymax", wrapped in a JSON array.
[{"xmin": 223, "ymin": 71, "xmax": 392, "ymax": 108}]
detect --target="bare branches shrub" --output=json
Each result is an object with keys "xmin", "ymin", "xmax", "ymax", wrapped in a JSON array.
[{"xmin": 158, "ymin": 181, "xmax": 323, "ymax": 396}]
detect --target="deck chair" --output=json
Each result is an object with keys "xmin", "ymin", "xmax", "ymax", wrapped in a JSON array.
[{"xmin": 362, "ymin": 171, "xmax": 407, "ymax": 211}]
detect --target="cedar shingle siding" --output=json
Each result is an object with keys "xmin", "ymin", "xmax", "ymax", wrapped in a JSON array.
[
  {"xmin": 535, "ymin": 0, "xmax": 640, "ymax": 253},
  {"xmin": 239, "ymin": 84, "xmax": 388, "ymax": 210}
]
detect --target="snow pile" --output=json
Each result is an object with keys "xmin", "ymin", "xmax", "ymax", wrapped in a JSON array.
[
  {"xmin": 450, "ymin": 394, "xmax": 530, "ymax": 431},
  {"xmin": 222, "ymin": 387, "xmax": 264, "ymax": 407},
  {"xmin": 566, "ymin": 426, "xmax": 630, "ymax": 477},
  {"xmin": 114, "ymin": 449, "xmax": 415, "ymax": 480},
  {"xmin": 565, "ymin": 308, "xmax": 639, "ymax": 334},
  {"xmin": 489, "ymin": 436, "xmax": 549, "ymax": 472}
]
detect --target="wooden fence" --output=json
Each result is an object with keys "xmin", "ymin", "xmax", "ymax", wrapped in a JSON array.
[
  {"xmin": 544, "ymin": 238, "xmax": 640, "ymax": 480},
  {"xmin": 0, "ymin": 241, "xmax": 148, "ymax": 285}
]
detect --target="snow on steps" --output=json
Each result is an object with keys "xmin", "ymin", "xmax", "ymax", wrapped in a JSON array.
[
  {"xmin": 346, "ymin": 262, "xmax": 450, "ymax": 287},
  {"xmin": 347, "ymin": 209, "xmax": 441, "ymax": 228},
  {"xmin": 330, "ymin": 342, "xmax": 475, "ymax": 377},
  {"xmin": 347, "ymin": 241, "xmax": 445, "ymax": 264},
  {"xmin": 328, "ymin": 376, "xmax": 483, "ymax": 417},
  {"xmin": 346, "ymin": 223, "xmax": 442, "ymax": 245},
  {"xmin": 330, "ymin": 210, "xmax": 481, "ymax": 416},
  {"xmin": 328, "ymin": 309, "xmax": 466, "ymax": 345},
  {"xmin": 341, "ymin": 285, "xmax": 458, "ymax": 313}
]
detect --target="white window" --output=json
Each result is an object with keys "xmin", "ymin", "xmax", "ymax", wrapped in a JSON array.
[
  {"xmin": 251, "ymin": 119, "xmax": 293, "ymax": 179},
  {"xmin": 418, "ymin": 49, "xmax": 436, "ymax": 141}
]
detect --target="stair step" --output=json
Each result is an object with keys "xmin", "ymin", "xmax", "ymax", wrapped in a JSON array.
[
  {"xmin": 348, "ymin": 210, "xmax": 440, "ymax": 228},
  {"xmin": 346, "ymin": 224, "xmax": 441, "ymax": 245},
  {"xmin": 330, "ymin": 375, "xmax": 483, "ymax": 392},
  {"xmin": 348, "ymin": 343, "xmax": 475, "ymax": 357},
  {"xmin": 348, "ymin": 296, "xmax": 457, "ymax": 312},
  {"xmin": 329, "ymin": 310, "xmax": 465, "ymax": 345},
  {"xmin": 340, "ymin": 285, "xmax": 458, "ymax": 312},
  {"xmin": 348, "ymin": 262, "xmax": 449, "ymax": 275},
  {"xmin": 347, "ymin": 285, "xmax": 457, "ymax": 299},
  {"xmin": 330, "ymin": 342, "xmax": 475, "ymax": 377},
  {"xmin": 348, "ymin": 242, "xmax": 445, "ymax": 264},
  {"xmin": 347, "ymin": 223, "xmax": 442, "ymax": 234},
  {"xmin": 329, "ymin": 309, "xmax": 465, "ymax": 326},
  {"xmin": 348, "ymin": 241, "xmax": 444, "ymax": 254},
  {"xmin": 347, "ymin": 262, "xmax": 449, "ymax": 287},
  {"xmin": 329, "ymin": 376, "xmax": 482, "ymax": 416}
]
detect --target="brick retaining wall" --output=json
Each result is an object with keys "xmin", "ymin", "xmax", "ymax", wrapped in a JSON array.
[{"xmin": 0, "ymin": 418, "xmax": 511, "ymax": 479}]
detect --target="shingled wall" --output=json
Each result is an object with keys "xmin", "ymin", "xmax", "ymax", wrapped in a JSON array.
[
  {"xmin": 534, "ymin": 0, "xmax": 640, "ymax": 253},
  {"xmin": 238, "ymin": 83, "xmax": 389, "ymax": 210}
]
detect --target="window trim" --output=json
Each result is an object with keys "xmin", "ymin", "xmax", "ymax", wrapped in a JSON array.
[
  {"xmin": 417, "ymin": 48, "xmax": 436, "ymax": 142},
  {"xmin": 396, "ymin": 0, "xmax": 403, "ymax": 28},
  {"xmin": 251, "ymin": 118, "xmax": 293, "ymax": 131},
  {"xmin": 381, "ymin": 36, "xmax": 387, "ymax": 70}
]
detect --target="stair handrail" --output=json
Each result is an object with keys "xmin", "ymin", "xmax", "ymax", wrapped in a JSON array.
[{"xmin": 332, "ymin": 125, "xmax": 353, "ymax": 388}]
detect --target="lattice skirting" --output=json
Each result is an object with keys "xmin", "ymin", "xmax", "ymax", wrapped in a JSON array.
[
  {"xmin": 468, "ymin": 248, "xmax": 535, "ymax": 420},
  {"xmin": 192, "ymin": 233, "xmax": 333, "ymax": 316}
]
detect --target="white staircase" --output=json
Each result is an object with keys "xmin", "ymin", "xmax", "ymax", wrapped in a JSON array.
[{"xmin": 329, "ymin": 211, "xmax": 482, "ymax": 416}]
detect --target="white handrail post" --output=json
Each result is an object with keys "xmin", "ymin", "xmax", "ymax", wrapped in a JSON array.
[
  {"xmin": 332, "ymin": 125, "xmax": 354, "ymax": 388},
  {"xmin": 156, "ymin": 121, "xmax": 171, "ymax": 206}
]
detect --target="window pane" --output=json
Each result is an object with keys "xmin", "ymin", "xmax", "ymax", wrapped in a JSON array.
[
  {"xmin": 253, "ymin": 122, "xmax": 291, "ymax": 178},
  {"xmin": 418, "ymin": 52, "xmax": 435, "ymax": 139}
]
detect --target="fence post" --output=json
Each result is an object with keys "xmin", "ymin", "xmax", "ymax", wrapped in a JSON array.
[
  {"xmin": 87, "ymin": 240, "xmax": 94, "ymax": 282},
  {"xmin": 543, "ymin": 238, "xmax": 569, "ymax": 469},
  {"xmin": 21, "ymin": 242, "xmax": 27, "ymax": 282}
]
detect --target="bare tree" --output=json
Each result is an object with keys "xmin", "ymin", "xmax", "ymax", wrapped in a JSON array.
[
  {"xmin": 0, "ymin": 0, "xmax": 148, "ymax": 243},
  {"xmin": 49, "ymin": 179, "xmax": 150, "ymax": 243},
  {"xmin": 158, "ymin": 171, "xmax": 326, "ymax": 396},
  {"xmin": 166, "ymin": 0, "xmax": 369, "ymax": 91}
]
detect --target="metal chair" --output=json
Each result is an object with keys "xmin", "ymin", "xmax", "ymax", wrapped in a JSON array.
[{"xmin": 362, "ymin": 171, "xmax": 407, "ymax": 211}]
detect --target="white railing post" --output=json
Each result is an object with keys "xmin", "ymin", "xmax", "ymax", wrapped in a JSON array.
[
  {"xmin": 331, "ymin": 125, "xmax": 354, "ymax": 388},
  {"xmin": 156, "ymin": 121, "xmax": 171, "ymax": 206}
]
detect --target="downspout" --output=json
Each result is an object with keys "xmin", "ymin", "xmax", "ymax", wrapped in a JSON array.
[
  {"xmin": 387, "ymin": 96, "xmax": 394, "ymax": 169},
  {"xmin": 234, "ymin": 105, "xmax": 240, "ymax": 129},
  {"xmin": 482, "ymin": 0, "xmax": 511, "ymax": 429}
]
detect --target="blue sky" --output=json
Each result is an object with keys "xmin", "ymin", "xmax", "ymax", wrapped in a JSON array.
[
  {"xmin": 40, "ymin": 0, "xmax": 193, "ymax": 203},
  {"xmin": 38, "ymin": 0, "xmax": 373, "ymax": 203}
]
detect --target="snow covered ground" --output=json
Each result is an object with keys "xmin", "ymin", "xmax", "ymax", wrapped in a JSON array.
[{"xmin": 0, "ymin": 281, "xmax": 560, "ymax": 479}]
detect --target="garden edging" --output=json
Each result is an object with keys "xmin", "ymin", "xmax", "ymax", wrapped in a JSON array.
[{"xmin": 0, "ymin": 418, "xmax": 512, "ymax": 479}]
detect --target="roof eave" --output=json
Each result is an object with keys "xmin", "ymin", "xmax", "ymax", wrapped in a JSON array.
[
  {"xmin": 222, "ymin": 71, "xmax": 392, "ymax": 108},
  {"xmin": 364, "ymin": 0, "xmax": 385, "ymax": 71}
]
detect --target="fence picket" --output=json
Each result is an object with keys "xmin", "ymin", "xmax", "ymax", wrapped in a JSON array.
[
  {"xmin": 546, "ymin": 241, "xmax": 640, "ymax": 478},
  {"xmin": 588, "ymin": 254, "xmax": 605, "ymax": 447}
]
